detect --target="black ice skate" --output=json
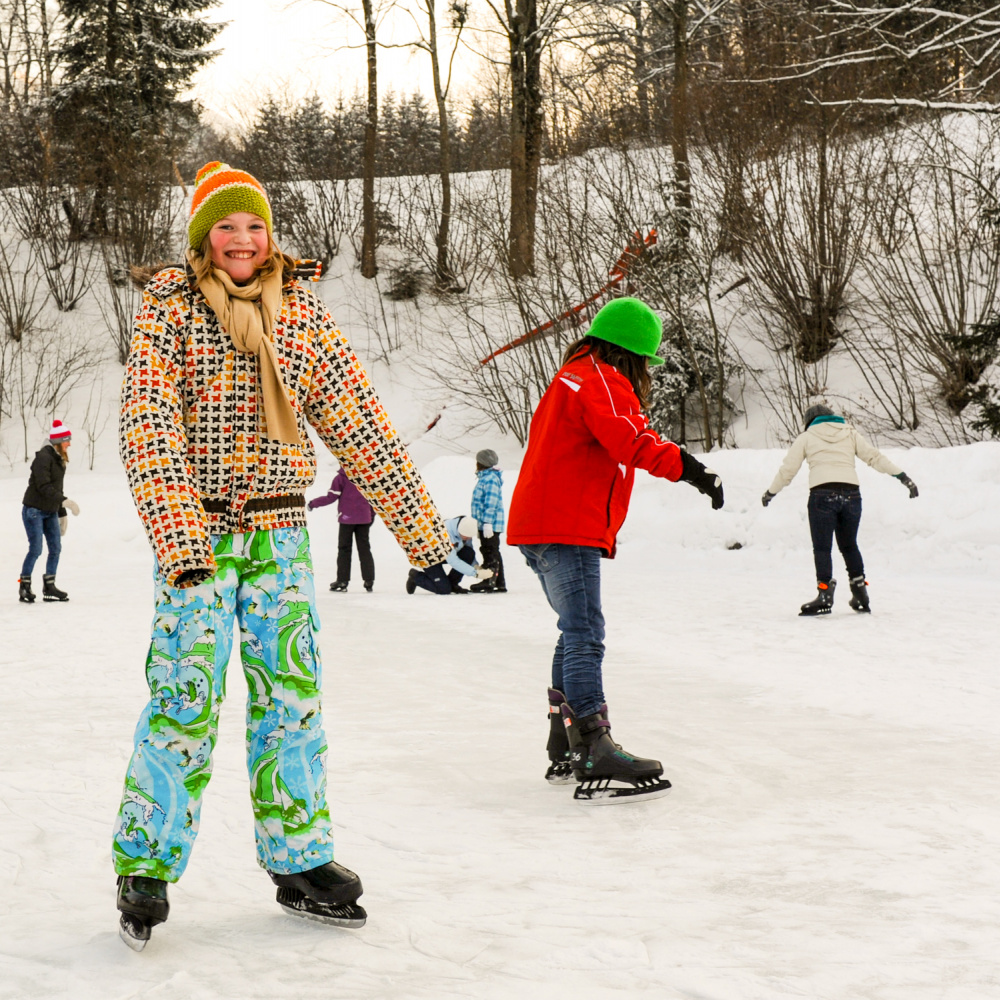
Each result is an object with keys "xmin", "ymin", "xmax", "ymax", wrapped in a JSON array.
[
  {"xmin": 799, "ymin": 579, "xmax": 835, "ymax": 616},
  {"xmin": 18, "ymin": 575, "xmax": 35, "ymax": 603},
  {"xmin": 545, "ymin": 688, "xmax": 574, "ymax": 784},
  {"xmin": 270, "ymin": 860, "xmax": 366, "ymax": 928},
  {"xmin": 329, "ymin": 581, "xmax": 348, "ymax": 592},
  {"xmin": 42, "ymin": 574, "xmax": 68, "ymax": 602},
  {"xmin": 116, "ymin": 874, "xmax": 170, "ymax": 952},
  {"xmin": 848, "ymin": 575, "xmax": 870, "ymax": 613},
  {"xmin": 560, "ymin": 703, "xmax": 671, "ymax": 804}
]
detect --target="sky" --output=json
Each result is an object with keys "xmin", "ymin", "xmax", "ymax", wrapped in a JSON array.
[{"xmin": 190, "ymin": 0, "xmax": 492, "ymax": 129}]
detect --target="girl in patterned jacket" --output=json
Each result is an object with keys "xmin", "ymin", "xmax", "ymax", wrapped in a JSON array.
[{"xmin": 112, "ymin": 162, "xmax": 453, "ymax": 948}]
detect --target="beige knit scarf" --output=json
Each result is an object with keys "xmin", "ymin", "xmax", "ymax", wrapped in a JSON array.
[{"xmin": 193, "ymin": 258, "xmax": 302, "ymax": 445}]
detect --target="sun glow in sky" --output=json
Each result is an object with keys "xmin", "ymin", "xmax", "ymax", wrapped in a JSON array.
[{"xmin": 191, "ymin": 0, "xmax": 488, "ymax": 128}]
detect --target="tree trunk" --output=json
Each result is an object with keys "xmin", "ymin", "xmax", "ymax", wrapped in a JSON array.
[
  {"xmin": 360, "ymin": 0, "xmax": 378, "ymax": 278},
  {"xmin": 671, "ymin": 0, "xmax": 691, "ymax": 243},
  {"xmin": 507, "ymin": 0, "xmax": 542, "ymax": 279},
  {"xmin": 630, "ymin": 2, "xmax": 650, "ymax": 137},
  {"xmin": 426, "ymin": 0, "xmax": 454, "ymax": 287}
]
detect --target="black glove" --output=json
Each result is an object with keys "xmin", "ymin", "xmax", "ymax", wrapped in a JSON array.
[
  {"xmin": 679, "ymin": 449, "xmax": 724, "ymax": 510},
  {"xmin": 761, "ymin": 491, "xmax": 775, "ymax": 507},
  {"xmin": 895, "ymin": 473, "xmax": 919, "ymax": 499}
]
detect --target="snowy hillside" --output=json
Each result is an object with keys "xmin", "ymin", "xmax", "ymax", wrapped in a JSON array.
[{"xmin": 1, "ymin": 430, "xmax": 998, "ymax": 999}]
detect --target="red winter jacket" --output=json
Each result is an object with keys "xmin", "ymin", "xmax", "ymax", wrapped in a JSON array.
[{"xmin": 507, "ymin": 351, "xmax": 683, "ymax": 556}]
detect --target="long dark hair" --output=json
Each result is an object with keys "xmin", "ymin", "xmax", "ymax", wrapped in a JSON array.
[{"xmin": 562, "ymin": 336, "xmax": 652, "ymax": 408}]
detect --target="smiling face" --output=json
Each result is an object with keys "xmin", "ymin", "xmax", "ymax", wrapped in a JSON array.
[{"xmin": 207, "ymin": 212, "xmax": 270, "ymax": 283}]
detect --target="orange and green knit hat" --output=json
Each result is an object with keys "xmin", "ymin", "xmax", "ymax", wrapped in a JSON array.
[{"xmin": 188, "ymin": 161, "xmax": 273, "ymax": 250}]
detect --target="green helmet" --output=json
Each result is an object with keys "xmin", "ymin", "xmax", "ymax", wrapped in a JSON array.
[{"xmin": 587, "ymin": 297, "xmax": 664, "ymax": 366}]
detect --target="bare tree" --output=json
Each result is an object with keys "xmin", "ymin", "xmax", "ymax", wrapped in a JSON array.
[
  {"xmin": 747, "ymin": 2, "xmax": 1000, "ymax": 111},
  {"xmin": 705, "ymin": 118, "xmax": 875, "ymax": 434},
  {"xmin": 0, "ymin": 0, "xmax": 60, "ymax": 109},
  {"xmin": 403, "ymin": 0, "xmax": 468, "ymax": 288},
  {"xmin": 855, "ymin": 117, "xmax": 1000, "ymax": 432},
  {"xmin": 308, "ymin": 0, "xmax": 399, "ymax": 277},
  {"xmin": 482, "ymin": 0, "xmax": 575, "ymax": 278}
]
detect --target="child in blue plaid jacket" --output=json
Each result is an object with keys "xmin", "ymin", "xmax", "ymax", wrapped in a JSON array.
[{"xmin": 470, "ymin": 449, "xmax": 506, "ymax": 592}]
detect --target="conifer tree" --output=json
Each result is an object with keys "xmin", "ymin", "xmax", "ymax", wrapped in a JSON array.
[{"xmin": 54, "ymin": 0, "xmax": 222, "ymax": 232}]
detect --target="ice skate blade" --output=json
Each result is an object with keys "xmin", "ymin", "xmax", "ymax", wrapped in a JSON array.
[
  {"xmin": 278, "ymin": 899, "xmax": 367, "ymax": 929},
  {"xmin": 118, "ymin": 914, "xmax": 150, "ymax": 951},
  {"xmin": 573, "ymin": 777, "xmax": 672, "ymax": 804},
  {"xmin": 799, "ymin": 607, "xmax": 832, "ymax": 616}
]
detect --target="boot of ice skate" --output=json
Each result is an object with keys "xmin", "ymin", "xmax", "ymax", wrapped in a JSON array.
[
  {"xmin": 560, "ymin": 702, "xmax": 671, "ymax": 804},
  {"xmin": 42, "ymin": 574, "xmax": 68, "ymax": 602},
  {"xmin": 269, "ymin": 860, "xmax": 366, "ymax": 928},
  {"xmin": 18, "ymin": 575, "xmax": 35, "ymax": 603},
  {"xmin": 848, "ymin": 574, "xmax": 870, "ymax": 613},
  {"xmin": 545, "ymin": 688, "xmax": 574, "ymax": 784},
  {"xmin": 117, "ymin": 874, "xmax": 169, "ymax": 951},
  {"xmin": 799, "ymin": 579, "xmax": 835, "ymax": 616}
]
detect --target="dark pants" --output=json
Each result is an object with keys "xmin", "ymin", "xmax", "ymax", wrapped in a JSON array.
[
  {"xmin": 411, "ymin": 542, "xmax": 475, "ymax": 594},
  {"xmin": 520, "ymin": 543, "xmax": 605, "ymax": 718},
  {"xmin": 477, "ymin": 531, "xmax": 506, "ymax": 589},
  {"xmin": 336, "ymin": 523, "xmax": 374, "ymax": 585},
  {"xmin": 21, "ymin": 505, "xmax": 61, "ymax": 577},
  {"xmin": 807, "ymin": 488, "xmax": 863, "ymax": 583}
]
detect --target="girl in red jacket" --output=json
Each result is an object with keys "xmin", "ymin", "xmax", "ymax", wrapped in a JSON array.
[{"xmin": 507, "ymin": 297, "xmax": 724, "ymax": 803}]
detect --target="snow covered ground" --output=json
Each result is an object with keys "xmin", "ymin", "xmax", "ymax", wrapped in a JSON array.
[{"xmin": 1, "ymin": 435, "xmax": 998, "ymax": 1000}]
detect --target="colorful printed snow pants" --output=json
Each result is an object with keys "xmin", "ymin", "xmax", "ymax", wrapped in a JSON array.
[{"xmin": 113, "ymin": 527, "xmax": 335, "ymax": 882}]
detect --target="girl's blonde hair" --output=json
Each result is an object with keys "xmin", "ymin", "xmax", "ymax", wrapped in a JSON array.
[
  {"xmin": 130, "ymin": 235, "xmax": 296, "ymax": 289},
  {"xmin": 188, "ymin": 234, "xmax": 296, "ymax": 285}
]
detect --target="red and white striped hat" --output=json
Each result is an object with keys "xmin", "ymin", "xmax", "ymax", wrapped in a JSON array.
[{"xmin": 49, "ymin": 419, "xmax": 72, "ymax": 442}]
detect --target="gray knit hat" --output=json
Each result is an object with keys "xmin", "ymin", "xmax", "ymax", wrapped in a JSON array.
[
  {"xmin": 803, "ymin": 404, "xmax": 835, "ymax": 429},
  {"xmin": 476, "ymin": 449, "xmax": 498, "ymax": 468}
]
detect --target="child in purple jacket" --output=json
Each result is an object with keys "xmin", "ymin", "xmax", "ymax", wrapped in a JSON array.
[{"xmin": 308, "ymin": 468, "xmax": 375, "ymax": 592}]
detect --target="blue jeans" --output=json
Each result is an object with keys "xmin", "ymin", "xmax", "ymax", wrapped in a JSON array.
[
  {"xmin": 807, "ymin": 488, "xmax": 863, "ymax": 582},
  {"xmin": 21, "ymin": 505, "xmax": 61, "ymax": 577},
  {"xmin": 520, "ymin": 543, "xmax": 605, "ymax": 718}
]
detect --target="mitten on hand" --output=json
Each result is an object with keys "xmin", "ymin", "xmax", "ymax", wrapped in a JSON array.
[
  {"xmin": 678, "ymin": 450, "xmax": 724, "ymax": 510},
  {"xmin": 59, "ymin": 515, "xmax": 68, "ymax": 537},
  {"xmin": 475, "ymin": 566, "xmax": 494, "ymax": 580},
  {"xmin": 761, "ymin": 491, "xmax": 775, "ymax": 507},
  {"xmin": 895, "ymin": 473, "xmax": 919, "ymax": 499},
  {"xmin": 482, "ymin": 523, "xmax": 494, "ymax": 539},
  {"xmin": 63, "ymin": 498, "xmax": 80, "ymax": 516},
  {"xmin": 307, "ymin": 501, "xmax": 316, "ymax": 511}
]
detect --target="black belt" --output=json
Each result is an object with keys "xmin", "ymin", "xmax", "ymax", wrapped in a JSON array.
[{"xmin": 202, "ymin": 495, "xmax": 306, "ymax": 514}]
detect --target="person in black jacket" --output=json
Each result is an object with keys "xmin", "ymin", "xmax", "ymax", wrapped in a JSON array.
[{"xmin": 20, "ymin": 419, "xmax": 80, "ymax": 602}]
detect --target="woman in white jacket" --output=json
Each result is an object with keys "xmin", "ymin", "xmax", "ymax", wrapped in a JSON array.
[{"xmin": 762, "ymin": 405, "xmax": 919, "ymax": 615}]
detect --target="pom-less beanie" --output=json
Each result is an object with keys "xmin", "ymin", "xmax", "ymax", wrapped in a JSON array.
[
  {"xmin": 476, "ymin": 449, "xmax": 499, "ymax": 468},
  {"xmin": 803, "ymin": 403, "xmax": 835, "ymax": 429},
  {"xmin": 188, "ymin": 162, "xmax": 273, "ymax": 250},
  {"xmin": 587, "ymin": 297, "xmax": 665, "ymax": 367},
  {"xmin": 49, "ymin": 419, "xmax": 71, "ymax": 442}
]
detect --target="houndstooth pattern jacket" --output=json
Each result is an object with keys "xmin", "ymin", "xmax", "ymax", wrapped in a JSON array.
[{"xmin": 120, "ymin": 265, "xmax": 452, "ymax": 586}]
